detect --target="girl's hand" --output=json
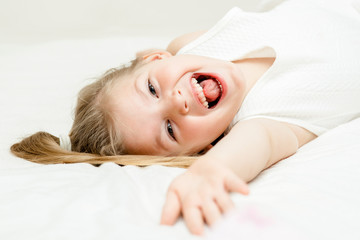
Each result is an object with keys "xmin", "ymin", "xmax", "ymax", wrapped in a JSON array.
[{"xmin": 160, "ymin": 159, "xmax": 249, "ymax": 235}]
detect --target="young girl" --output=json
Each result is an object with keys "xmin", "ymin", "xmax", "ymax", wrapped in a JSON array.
[{"xmin": 11, "ymin": 0, "xmax": 360, "ymax": 236}]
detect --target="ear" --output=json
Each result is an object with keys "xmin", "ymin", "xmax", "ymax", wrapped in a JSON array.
[{"xmin": 136, "ymin": 49, "xmax": 173, "ymax": 62}]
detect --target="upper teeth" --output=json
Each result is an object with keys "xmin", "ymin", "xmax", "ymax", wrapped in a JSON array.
[
  {"xmin": 191, "ymin": 77, "xmax": 223, "ymax": 108},
  {"xmin": 191, "ymin": 77, "xmax": 208, "ymax": 108}
]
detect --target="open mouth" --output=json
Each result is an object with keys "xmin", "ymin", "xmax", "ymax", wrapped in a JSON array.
[{"xmin": 191, "ymin": 73, "xmax": 223, "ymax": 109}]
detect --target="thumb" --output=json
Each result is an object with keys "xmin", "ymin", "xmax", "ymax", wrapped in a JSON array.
[{"xmin": 224, "ymin": 173, "xmax": 249, "ymax": 195}]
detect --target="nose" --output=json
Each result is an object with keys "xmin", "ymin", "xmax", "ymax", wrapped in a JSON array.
[{"xmin": 168, "ymin": 89, "xmax": 189, "ymax": 115}]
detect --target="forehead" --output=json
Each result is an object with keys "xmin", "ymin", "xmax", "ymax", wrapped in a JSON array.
[{"xmin": 105, "ymin": 71, "xmax": 164, "ymax": 155}]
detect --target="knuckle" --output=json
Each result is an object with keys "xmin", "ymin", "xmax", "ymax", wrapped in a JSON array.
[{"xmin": 183, "ymin": 195, "xmax": 201, "ymax": 208}]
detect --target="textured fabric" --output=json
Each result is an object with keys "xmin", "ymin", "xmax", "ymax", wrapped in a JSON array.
[{"xmin": 178, "ymin": 0, "xmax": 360, "ymax": 135}]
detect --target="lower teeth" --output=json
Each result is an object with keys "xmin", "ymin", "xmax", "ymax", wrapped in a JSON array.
[{"xmin": 192, "ymin": 76, "xmax": 223, "ymax": 109}]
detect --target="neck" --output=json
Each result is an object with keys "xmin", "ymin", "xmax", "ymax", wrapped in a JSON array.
[{"xmin": 233, "ymin": 57, "xmax": 275, "ymax": 96}]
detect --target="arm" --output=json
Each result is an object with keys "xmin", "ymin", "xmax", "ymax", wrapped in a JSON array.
[
  {"xmin": 136, "ymin": 31, "xmax": 206, "ymax": 59},
  {"xmin": 166, "ymin": 30, "xmax": 206, "ymax": 55},
  {"xmin": 206, "ymin": 118, "xmax": 316, "ymax": 182},
  {"xmin": 161, "ymin": 118, "xmax": 316, "ymax": 234}
]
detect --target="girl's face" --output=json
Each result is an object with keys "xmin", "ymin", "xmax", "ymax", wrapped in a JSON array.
[{"xmin": 108, "ymin": 50, "xmax": 246, "ymax": 156}]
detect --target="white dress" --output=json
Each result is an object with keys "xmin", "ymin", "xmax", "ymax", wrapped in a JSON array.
[{"xmin": 177, "ymin": 0, "xmax": 360, "ymax": 135}]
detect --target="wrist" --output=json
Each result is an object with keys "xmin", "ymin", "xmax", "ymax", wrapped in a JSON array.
[{"xmin": 189, "ymin": 155, "xmax": 226, "ymax": 175}]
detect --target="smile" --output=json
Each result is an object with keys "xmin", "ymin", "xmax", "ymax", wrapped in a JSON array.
[{"xmin": 190, "ymin": 73, "xmax": 224, "ymax": 109}]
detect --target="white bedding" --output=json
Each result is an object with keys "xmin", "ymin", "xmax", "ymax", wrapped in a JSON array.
[{"xmin": 1, "ymin": 5, "xmax": 360, "ymax": 240}]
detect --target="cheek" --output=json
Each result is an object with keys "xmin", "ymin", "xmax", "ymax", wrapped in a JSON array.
[{"xmin": 184, "ymin": 119, "xmax": 221, "ymax": 141}]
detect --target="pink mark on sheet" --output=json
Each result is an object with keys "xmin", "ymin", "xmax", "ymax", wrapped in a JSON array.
[
  {"xmin": 206, "ymin": 206, "xmax": 309, "ymax": 240},
  {"xmin": 234, "ymin": 207, "xmax": 274, "ymax": 228}
]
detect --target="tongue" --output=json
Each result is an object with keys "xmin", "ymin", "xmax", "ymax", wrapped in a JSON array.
[{"xmin": 199, "ymin": 79, "xmax": 221, "ymax": 102}]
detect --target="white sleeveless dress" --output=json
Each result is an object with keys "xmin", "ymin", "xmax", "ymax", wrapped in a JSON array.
[{"xmin": 178, "ymin": 0, "xmax": 360, "ymax": 135}]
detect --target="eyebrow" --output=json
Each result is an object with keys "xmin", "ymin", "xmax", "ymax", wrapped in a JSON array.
[
  {"xmin": 155, "ymin": 133, "xmax": 169, "ymax": 153},
  {"xmin": 134, "ymin": 73, "xmax": 169, "ymax": 154},
  {"xmin": 134, "ymin": 74, "xmax": 147, "ymax": 102}
]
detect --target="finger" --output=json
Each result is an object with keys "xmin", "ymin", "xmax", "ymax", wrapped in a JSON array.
[
  {"xmin": 160, "ymin": 190, "xmax": 181, "ymax": 225},
  {"xmin": 224, "ymin": 173, "xmax": 249, "ymax": 195},
  {"xmin": 183, "ymin": 206, "xmax": 204, "ymax": 235},
  {"xmin": 214, "ymin": 190, "xmax": 235, "ymax": 213},
  {"xmin": 201, "ymin": 198, "xmax": 222, "ymax": 226}
]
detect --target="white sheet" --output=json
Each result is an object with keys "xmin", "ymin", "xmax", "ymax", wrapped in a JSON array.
[{"xmin": 1, "ymin": 33, "xmax": 360, "ymax": 240}]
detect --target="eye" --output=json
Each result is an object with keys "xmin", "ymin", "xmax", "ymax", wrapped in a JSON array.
[
  {"xmin": 148, "ymin": 79, "xmax": 158, "ymax": 97},
  {"xmin": 166, "ymin": 120, "xmax": 176, "ymax": 141}
]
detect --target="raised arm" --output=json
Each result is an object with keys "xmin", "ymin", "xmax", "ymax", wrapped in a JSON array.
[
  {"xmin": 166, "ymin": 31, "xmax": 206, "ymax": 55},
  {"xmin": 161, "ymin": 118, "xmax": 316, "ymax": 235},
  {"xmin": 136, "ymin": 31, "xmax": 206, "ymax": 59}
]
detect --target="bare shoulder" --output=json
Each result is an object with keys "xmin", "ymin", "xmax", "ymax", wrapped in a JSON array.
[
  {"xmin": 282, "ymin": 122, "xmax": 317, "ymax": 147},
  {"xmin": 236, "ymin": 118, "xmax": 317, "ymax": 167},
  {"xmin": 234, "ymin": 118, "xmax": 317, "ymax": 148},
  {"xmin": 166, "ymin": 30, "xmax": 207, "ymax": 55},
  {"xmin": 251, "ymin": 118, "xmax": 317, "ymax": 147}
]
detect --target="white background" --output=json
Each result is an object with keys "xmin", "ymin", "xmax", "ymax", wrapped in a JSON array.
[{"xmin": 0, "ymin": 0, "xmax": 280, "ymax": 44}]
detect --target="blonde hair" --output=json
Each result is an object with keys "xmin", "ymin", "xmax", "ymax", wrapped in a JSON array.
[{"xmin": 11, "ymin": 58, "xmax": 197, "ymax": 168}]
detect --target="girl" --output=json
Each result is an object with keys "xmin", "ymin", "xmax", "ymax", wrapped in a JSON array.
[{"xmin": 11, "ymin": 0, "xmax": 360, "ymax": 235}]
